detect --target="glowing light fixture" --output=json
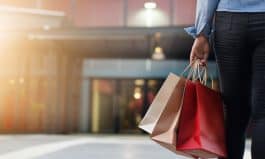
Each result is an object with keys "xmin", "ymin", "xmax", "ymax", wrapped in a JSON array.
[
  {"xmin": 134, "ymin": 92, "xmax": 142, "ymax": 99},
  {"xmin": 134, "ymin": 87, "xmax": 142, "ymax": 99},
  {"xmin": 152, "ymin": 46, "xmax": 165, "ymax": 60},
  {"xmin": 144, "ymin": 1, "xmax": 157, "ymax": 9}
]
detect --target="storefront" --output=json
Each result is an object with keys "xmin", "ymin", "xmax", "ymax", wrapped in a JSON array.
[{"xmin": 80, "ymin": 59, "xmax": 218, "ymax": 134}]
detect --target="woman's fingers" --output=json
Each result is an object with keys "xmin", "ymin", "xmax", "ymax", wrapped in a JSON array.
[
  {"xmin": 189, "ymin": 35, "xmax": 210, "ymax": 67},
  {"xmin": 190, "ymin": 53, "xmax": 208, "ymax": 67}
]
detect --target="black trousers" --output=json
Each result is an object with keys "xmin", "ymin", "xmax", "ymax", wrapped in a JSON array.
[{"xmin": 213, "ymin": 12, "xmax": 265, "ymax": 159}]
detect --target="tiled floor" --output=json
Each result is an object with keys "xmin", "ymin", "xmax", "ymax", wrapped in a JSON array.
[{"xmin": 0, "ymin": 135, "xmax": 251, "ymax": 159}]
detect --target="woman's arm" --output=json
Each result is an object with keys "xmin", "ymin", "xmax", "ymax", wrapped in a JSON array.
[
  {"xmin": 185, "ymin": 0, "xmax": 220, "ymax": 38},
  {"xmin": 187, "ymin": 0, "xmax": 220, "ymax": 66}
]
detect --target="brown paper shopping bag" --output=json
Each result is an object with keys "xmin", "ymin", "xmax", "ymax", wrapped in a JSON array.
[
  {"xmin": 138, "ymin": 72, "xmax": 190, "ymax": 157},
  {"xmin": 138, "ymin": 73, "xmax": 185, "ymax": 134},
  {"xmin": 150, "ymin": 75, "xmax": 190, "ymax": 157}
]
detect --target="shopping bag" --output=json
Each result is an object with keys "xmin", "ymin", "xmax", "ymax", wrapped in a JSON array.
[
  {"xmin": 138, "ymin": 72, "xmax": 185, "ymax": 134},
  {"xmin": 176, "ymin": 80, "xmax": 227, "ymax": 158},
  {"xmin": 139, "ymin": 72, "xmax": 193, "ymax": 157},
  {"xmin": 150, "ymin": 74, "xmax": 189, "ymax": 156}
]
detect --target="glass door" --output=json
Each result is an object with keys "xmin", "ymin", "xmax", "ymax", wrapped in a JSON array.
[{"xmin": 90, "ymin": 78, "xmax": 163, "ymax": 134}]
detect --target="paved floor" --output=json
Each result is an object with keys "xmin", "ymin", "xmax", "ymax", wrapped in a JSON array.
[{"xmin": 0, "ymin": 135, "xmax": 251, "ymax": 159}]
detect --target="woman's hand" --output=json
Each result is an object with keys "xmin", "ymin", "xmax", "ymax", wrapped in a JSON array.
[{"xmin": 190, "ymin": 35, "xmax": 210, "ymax": 66}]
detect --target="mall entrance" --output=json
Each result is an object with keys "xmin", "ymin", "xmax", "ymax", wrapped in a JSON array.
[
  {"xmin": 80, "ymin": 59, "xmax": 218, "ymax": 134},
  {"xmin": 90, "ymin": 78, "xmax": 163, "ymax": 134}
]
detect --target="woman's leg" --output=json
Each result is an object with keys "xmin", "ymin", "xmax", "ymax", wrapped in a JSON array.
[
  {"xmin": 249, "ymin": 13, "xmax": 265, "ymax": 159},
  {"xmin": 213, "ymin": 12, "xmax": 252, "ymax": 159},
  {"xmin": 251, "ymin": 42, "xmax": 265, "ymax": 159}
]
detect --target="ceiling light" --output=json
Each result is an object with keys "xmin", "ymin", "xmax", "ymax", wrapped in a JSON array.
[
  {"xmin": 152, "ymin": 46, "xmax": 165, "ymax": 60},
  {"xmin": 144, "ymin": 2, "xmax": 157, "ymax": 9}
]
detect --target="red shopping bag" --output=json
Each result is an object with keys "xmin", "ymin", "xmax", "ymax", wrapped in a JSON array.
[{"xmin": 176, "ymin": 80, "xmax": 227, "ymax": 158}]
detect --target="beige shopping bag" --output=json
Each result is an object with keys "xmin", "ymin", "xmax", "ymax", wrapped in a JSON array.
[
  {"xmin": 138, "ymin": 72, "xmax": 191, "ymax": 157},
  {"xmin": 138, "ymin": 73, "xmax": 185, "ymax": 134},
  {"xmin": 150, "ymin": 75, "xmax": 190, "ymax": 157}
]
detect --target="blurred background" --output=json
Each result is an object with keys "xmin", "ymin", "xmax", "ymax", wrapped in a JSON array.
[{"xmin": 0, "ymin": 0, "xmax": 221, "ymax": 135}]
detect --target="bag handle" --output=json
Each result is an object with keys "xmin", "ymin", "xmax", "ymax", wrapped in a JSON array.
[
  {"xmin": 181, "ymin": 60, "xmax": 204, "ymax": 82},
  {"xmin": 181, "ymin": 60, "xmax": 200, "ymax": 81},
  {"xmin": 181, "ymin": 60, "xmax": 214, "ymax": 87}
]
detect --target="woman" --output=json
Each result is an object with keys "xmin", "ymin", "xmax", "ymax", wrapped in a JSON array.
[{"xmin": 185, "ymin": 0, "xmax": 265, "ymax": 159}]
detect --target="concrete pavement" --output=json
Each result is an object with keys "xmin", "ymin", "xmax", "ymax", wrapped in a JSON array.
[{"xmin": 0, "ymin": 135, "xmax": 251, "ymax": 159}]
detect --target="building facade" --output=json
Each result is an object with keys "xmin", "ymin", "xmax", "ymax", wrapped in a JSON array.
[{"xmin": 0, "ymin": 0, "xmax": 220, "ymax": 134}]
